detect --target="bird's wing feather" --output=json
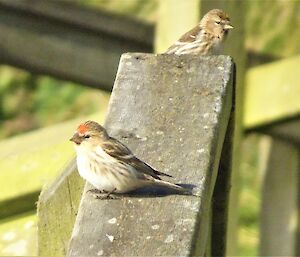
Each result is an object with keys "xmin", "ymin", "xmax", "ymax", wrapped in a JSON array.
[
  {"xmin": 101, "ymin": 137, "xmax": 172, "ymax": 179},
  {"xmin": 178, "ymin": 25, "xmax": 201, "ymax": 43},
  {"xmin": 166, "ymin": 25, "xmax": 201, "ymax": 53}
]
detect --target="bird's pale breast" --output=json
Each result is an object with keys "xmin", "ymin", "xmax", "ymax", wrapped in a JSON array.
[{"xmin": 75, "ymin": 145, "xmax": 149, "ymax": 193}]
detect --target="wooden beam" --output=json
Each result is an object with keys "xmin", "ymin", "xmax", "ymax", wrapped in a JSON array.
[
  {"xmin": 244, "ymin": 55, "xmax": 300, "ymax": 129},
  {"xmin": 248, "ymin": 116, "xmax": 300, "ymax": 145},
  {"xmin": 0, "ymin": 0, "xmax": 153, "ymax": 91},
  {"xmin": 247, "ymin": 50, "xmax": 280, "ymax": 68},
  {"xmin": 67, "ymin": 53, "xmax": 234, "ymax": 257}
]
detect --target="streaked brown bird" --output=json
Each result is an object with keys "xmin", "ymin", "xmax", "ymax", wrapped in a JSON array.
[
  {"xmin": 166, "ymin": 9, "xmax": 233, "ymax": 55},
  {"xmin": 70, "ymin": 120, "xmax": 189, "ymax": 196}
]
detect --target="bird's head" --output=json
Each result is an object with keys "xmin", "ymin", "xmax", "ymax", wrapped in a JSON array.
[
  {"xmin": 201, "ymin": 9, "xmax": 233, "ymax": 40},
  {"xmin": 70, "ymin": 120, "xmax": 108, "ymax": 147}
]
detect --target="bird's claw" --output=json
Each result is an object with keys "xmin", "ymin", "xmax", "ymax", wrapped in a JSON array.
[
  {"xmin": 94, "ymin": 194, "xmax": 120, "ymax": 200},
  {"xmin": 86, "ymin": 188, "xmax": 103, "ymax": 194},
  {"xmin": 87, "ymin": 188, "xmax": 119, "ymax": 200}
]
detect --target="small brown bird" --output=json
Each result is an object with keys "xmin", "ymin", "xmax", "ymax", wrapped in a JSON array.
[
  {"xmin": 166, "ymin": 9, "xmax": 233, "ymax": 55},
  {"xmin": 70, "ymin": 120, "xmax": 189, "ymax": 196}
]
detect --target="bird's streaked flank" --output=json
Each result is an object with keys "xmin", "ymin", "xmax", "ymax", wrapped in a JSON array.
[
  {"xmin": 70, "ymin": 120, "xmax": 190, "ymax": 197},
  {"xmin": 166, "ymin": 9, "xmax": 233, "ymax": 55}
]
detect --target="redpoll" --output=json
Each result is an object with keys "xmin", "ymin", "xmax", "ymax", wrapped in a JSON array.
[
  {"xmin": 166, "ymin": 9, "xmax": 233, "ymax": 55},
  {"xmin": 70, "ymin": 120, "xmax": 189, "ymax": 196}
]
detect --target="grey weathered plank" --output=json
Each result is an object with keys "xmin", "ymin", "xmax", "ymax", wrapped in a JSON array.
[
  {"xmin": 0, "ymin": 0, "xmax": 153, "ymax": 91},
  {"xmin": 67, "ymin": 53, "xmax": 234, "ymax": 257}
]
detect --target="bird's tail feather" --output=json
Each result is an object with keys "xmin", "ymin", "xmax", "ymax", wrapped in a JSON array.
[
  {"xmin": 154, "ymin": 179, "xmax": 194, "ymax": 195},
  {"xmin": 156, "ymin": 170, "xmax": 173, "ymax": 178}
]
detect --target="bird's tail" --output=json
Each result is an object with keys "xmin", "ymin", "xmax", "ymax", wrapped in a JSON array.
[{"xmin": 153, "ymin": 179, "xmax": 196, "ymax": 196}]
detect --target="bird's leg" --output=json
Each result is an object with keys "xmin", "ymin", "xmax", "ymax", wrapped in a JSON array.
[
  {"xmin": 86, "ymin": 188, "xmax": 110, "ymax": 199},
  {"xmin": 104, "ymin": 188, "xmax": 117, "ymax": 198},
  {"xmin": 94, "ymin": 188, "xmax": 119, "ymax": 200},
  {"xmin": 86, "ymin": 188, "xmax": 104, "ymax": 194}
]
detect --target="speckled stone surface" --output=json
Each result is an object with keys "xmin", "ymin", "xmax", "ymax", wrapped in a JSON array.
[{"xmin": 68, "ymin": 53, "xmax": 234, "ymax": 257}]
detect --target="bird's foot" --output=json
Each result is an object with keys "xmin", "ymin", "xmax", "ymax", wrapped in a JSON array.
[
  {"xmin": 94, "ymin": 194, "xmax": 120, "ymax": 200},
  {"xmin": 87, "ymin": 188, "xmax": 119, "ymax": 200},
  {"xmin": 86, "ymin": 188, "xmax": 103, "ymax": 194}
]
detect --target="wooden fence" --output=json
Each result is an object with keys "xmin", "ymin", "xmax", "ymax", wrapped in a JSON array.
[{"xmin": 0, "ymin": 0, "xmax": 299, "ymax": 256}]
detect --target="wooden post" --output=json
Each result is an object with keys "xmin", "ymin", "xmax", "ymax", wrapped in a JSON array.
[
  {"xmin": 260, "ymin": 138, "xmax": 299, "ymax": 256},
  {"xmin": 201, "ymin": 1, "xmax": 246, "ymax": 255},
  {"xmin": 67, "ymin": 53, "xmax": 234, "ymax": 256}
]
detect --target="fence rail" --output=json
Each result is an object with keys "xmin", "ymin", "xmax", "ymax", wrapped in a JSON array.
[{"xmin": 0, "ymin": 0, "xmax": 153, "ymax": 91}]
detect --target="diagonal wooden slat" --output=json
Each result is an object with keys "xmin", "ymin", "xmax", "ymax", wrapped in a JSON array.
[{"xmin": 0, "ymin": 0, "xmax": 153, "ymax": 91}]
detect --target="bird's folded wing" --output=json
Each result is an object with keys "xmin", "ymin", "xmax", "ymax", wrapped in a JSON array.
[
  {"xmin": 101, "ymin": 137, "xmax": 172, "ymax": 179},
  {"xmin": 166, "ymin": 25, "xmax": 201, "ymax": 53}
]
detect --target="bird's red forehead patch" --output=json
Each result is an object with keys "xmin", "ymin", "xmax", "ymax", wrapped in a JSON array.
[{"xmin": 77, "ymin": 124, "xmax": 88, "ymax": 134}]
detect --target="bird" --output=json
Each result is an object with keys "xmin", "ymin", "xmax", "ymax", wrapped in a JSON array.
[
  {"xmin": 70, "ymin": 120, "xmax": 190, "ymax": 197},
  {"xmin": 165, "ymin": 9, "xmax": 233, "ymax": 55}
]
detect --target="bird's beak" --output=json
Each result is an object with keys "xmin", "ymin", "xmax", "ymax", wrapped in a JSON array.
[
  {"xmin": 69, "ymin": 133, "xmax": 82, "ymax": 145},
  {"xmin": 224, "ymin": 24, "xmax": 234, "ymax": 30}
]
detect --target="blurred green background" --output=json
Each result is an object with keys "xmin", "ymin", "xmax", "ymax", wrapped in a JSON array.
[{"xmin": 0, "ymin": 0, "xmax": 299, "ymax": 256}]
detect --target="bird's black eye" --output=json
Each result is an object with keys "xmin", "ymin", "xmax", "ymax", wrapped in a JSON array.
[
  {"xmin": 84, "ymin": 135, "xmax": 90, "ymax": 139},
  {"xmin": 215, "ymin": 21, "xmax": 221, "ymax": 25}
]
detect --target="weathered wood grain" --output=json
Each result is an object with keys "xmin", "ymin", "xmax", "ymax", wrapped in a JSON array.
[{"xmin": 67, "ymin": 53, "xmax": 234, "ymax": 257}]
